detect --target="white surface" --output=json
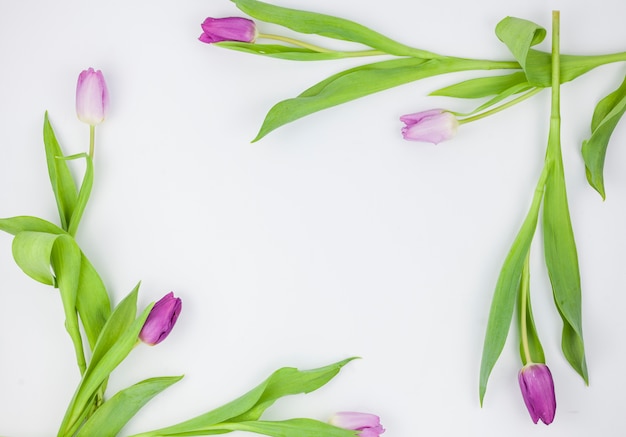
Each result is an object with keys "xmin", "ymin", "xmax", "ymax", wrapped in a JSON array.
[{"xmin": 1, "ymin": 0, "xmax": 626, "ymax": 436}]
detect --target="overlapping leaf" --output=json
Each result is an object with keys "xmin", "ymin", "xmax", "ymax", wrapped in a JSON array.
[
  {"xmin": 479, "ymin": 163, "xmax": 550, "ymax": 404},
  {"xmin": 254, "ymin": 57, "xmax": 517, "ymax": 141},
  {"xmin": 129, "ymin": 358, "xmax": 356, "ymax": 437},
  {"xmin": 231, "ymin": 0, "xmax": 437, "ymax": 58},
  {"xmin": 581, "ymin": 75, "xmax": 626, "ymax": 199},
  {"xmin": 75, "ymin": 376, "xmax": 183, "ymax": 437}
]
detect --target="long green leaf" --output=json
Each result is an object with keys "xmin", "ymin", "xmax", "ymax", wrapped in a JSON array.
[
  {"xmin": 542, "ymin": 155, "xmax": 588, "ymax": 383},
  {"xmin": 0, "ymin": 216, "xmax": 65, "ymax": 236},
  {"xmin": 128, "ymin": 358, "xmax": 356, "ymax": 437},
  {"xmin": 67, "ymin": 153, "xmax": 95, "ymax": 237},
  {"xmin": 89, "ymin": 284, "xmax": 140, "ymax": 371},
  {"xmin": 76, "ymin": 376, "xmax": 183, "ymax": 437},
  {"xmin": 51, "ymin": 234, "xmax": 86, "ymax": 372},
  {"xmin": 215, "ymin": 42, "xmax": 370, "ymax": 61},
  {"xmin": 76, "ymin": 255, "xmax": 112, "ymax": 350},
  {"xmin": 58, "ymin": 299, "xmax": 153, "ymax": 437},
  {"xmin": 431, "ymin": 72, "xmax": 528, "ymax": 99},
  {"xmin": 0, "ymin": 216, "xmax": 111, "ymax": 349},
  {"xmin": 254, "ymin": 57, "xmax": 513, "ymax": 141},
  {"xmin": 43, "ymin": 112, "xmax": 78, "ymax": 230},
  {"xmin": 11, "ymin": 230, "xmax": 87, "ymax": 372},
  {"xmin": 12, "ymin": 231, "xmax": 60, "ymax": 285},
  {"xmin": 231, "ymin": 0, "xmax": 436, "ymax": 58},
  {"xmin": 517, "ymin": 256, "xmax": 545, "ymax": 366},
  {"xmin": 581, "ymin": 74, "xmax": 626, "ymax": 199},
  {"xmin": 479, "ymin": 163, "xmax": 550, "ymax": 405},
  {"xmin": 198, "ymin": 419, "xmax": 358, "ymax": 437}
]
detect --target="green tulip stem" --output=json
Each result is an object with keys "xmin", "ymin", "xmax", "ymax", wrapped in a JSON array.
[
  {"xmin": 89, "ymin": 125, "xmax": 95, "ymax": 158},
  {"xmin": 519, "ymin": 254, "xmax": 533, "ymax": 365},
  {"xmin": 256, "ymin": 33, "xmax": 385, "ymax": 57},
  {"xmin": 458, "ymin": 87, "xmax": 544, "ymax": 125},
  {"xmin": 548, "ymin": 11, "xmax": 561, "ymax": 159}
]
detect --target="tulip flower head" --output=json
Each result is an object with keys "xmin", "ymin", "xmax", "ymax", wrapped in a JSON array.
[
  {"xmin": 199, "ymin": 17, "xmax": 257, "ymax": 44},
  {"xmin": 518, "ymin": 363, "xmax": 556, "ymax": 425},
  {"xmin": 400, "ymin": 109, "xmax": 458, "ymax": 144},
  {"xmin": 76, "ymin": 68, "xmax": 109, "ymax": 126},
  {"xmin": 139, "ymin": 292, "xmax": 182, "ymax": 346},
  {"xmin": 329, "ymin": 412, "xmax": 385, "ymax": 437}
]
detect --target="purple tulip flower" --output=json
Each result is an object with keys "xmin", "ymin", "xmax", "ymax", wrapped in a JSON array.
[
  {"xmin": 76, "ymin": 68, "xmax": 109, "ymax": 126},
  {"xmin": 518, "ymin": 363, "xmax": 556, "ymax": 425},
  {"xmin": 199, "ymin": 17, "xmax": 257, "ymax": 44},
  {"xmin": 400, "ymin": 109, "xmax": 458, "ymax": 144},
  {"xmin": 139, "ymin": 292, "xmax": 182, "ymax": 346},
  {"xmin": 329, "ymin": 412, "xmax": 385, "ymax": 437}
]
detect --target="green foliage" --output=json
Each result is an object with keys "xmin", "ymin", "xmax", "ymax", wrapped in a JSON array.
[
  {"xmin": 253, "ymin": 57, "xmax": 517, "ymax": 141},
  {"xmin": 129, "ymin": 358, "xmax": 357, "ymax": 437},
  {"xmin": 517, "ymin": 257, "xmax": 545, "ymax": 366},
  {"xmin": 58, "ymin": 287, "xmax": 153, "ymax": 436},
  {"xmin": 582, "ymin": 75, "xmax": 626, "ymax": 199},
  {"xmin": 542, "ymin": 151, "xmax": 588, "ymax": 384},
  {"xmin": 215, "ymin": 42, "xmax": 356, "ymax": 60},
  {"xmin": 43, "ymin": 112, "xmax": 78, "ymax": 231},
  {"xmin": 431, "ymin": 72, "xmax": 529, "ymax": 99},
  {"xmin": 479, "ymin": 163, "xmax": 550, "ymax": 405},
  {"xmin": 231, "ymin": 0, "xmax": 436, "ymax": 58},
  {"xmin": 75, "ymin": 376, "xmax": 183, "ymax": 437}
]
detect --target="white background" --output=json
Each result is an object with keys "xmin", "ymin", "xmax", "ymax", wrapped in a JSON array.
[{"xmin": 1, "ymin": 0, "xmax": 626, "ymax": 436}]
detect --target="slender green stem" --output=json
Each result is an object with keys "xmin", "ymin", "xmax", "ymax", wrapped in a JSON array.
[
  {"xmin": 257, "ymin": 33, "xmax": 384, "ymax": 57},
  {"xmin": 89, "ymin": 125, "xmax": 95, "ymax": 158},
  {"xmin": 549, "ymin": 11, "xmax": 561, "ymax": 158},
  {"xmin": 459, "ymin": 87, "xmax": 544, "ymax": 125},
  {"xmin": 519, "ymin": 254, "xmax": 533, "ymax": 365}
]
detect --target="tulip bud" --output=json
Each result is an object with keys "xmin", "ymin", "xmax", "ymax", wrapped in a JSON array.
[
  {"xmin": 518, "ymin": 363, "xmax": 556, "ymax": 425},
  {"xmin": 400, "ymin": 109, "xmax": 458, "ymax": 144},
  {"xmin": 76, "ymin": 68, "xmax": 109, "ymax": 126},
  {"xmin": 139, "ymin": 292, "xmax": 182, "ymax": 345},
  {"xmin": 199, "ymin": 17, "xmax": 257, "ymax": 44},
  {"xmin": 329, "ymin": 412, "xmax": 385, "ymax": 437}
]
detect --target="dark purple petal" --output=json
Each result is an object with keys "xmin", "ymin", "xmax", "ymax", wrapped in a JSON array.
[
  {"xmin": 518, "ymin": 364, "xmax": 556, "ymax": 425},
  {"xmin": 139, "ymin": 292, "xmax": 182, "ymax": 345},
  {"xmin": 199, "ymin": 17, "xmax": 256, "ymax": 44}
]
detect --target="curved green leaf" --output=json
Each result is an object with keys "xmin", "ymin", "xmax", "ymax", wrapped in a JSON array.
[
  {"xmin": 76, "ymin": 376, "xmax": 183, "ymax": 437},
  {"xmin": 479, "ymin": 163, "xmax": 550, "ymax": 405},
  {"xmin": 581, "ymin": 74, "xmax": 626, "ymax": 199},
  {"xmin": 1, "ymin": 217, "xmax": 110, "ymax": 349},
  {"xmin": 215, "ymin": 42, "xmax": 371, "ymax": 61},
  {"xmin": 517, "ymin": 257, "xmax": 545, "ymax": 366},
  {"xmin": 58, "ymin": 297, "xmax": 153, "ymax": 437},
  {"xmin": 231, "ymin": 0, "xmax": 437, "ymax": 58},
  {"xmin": 67, "ymin": 153, "xmax": 94, "ymax": 237},
  {"xmin": 128, "ymin": 358, "xmax": 356, "ymax": 437},
  {"xmin": 76, "ymin": 255, "xmax": 112, "ymax": 350},
  {"xmin": 543, "ymin": 155, "xmax": 588, "ymax": 384},
  {"xmin": 44, "ymin": 112, "xmax": 78, "ymax": 230},
  {"xmin": 12, "ymin": 231, "xmax": 61, "ymax": 285},
  {"xmin": 0, "ymin": 216, "xmax": 65, "ymax": 236},
  {"xmin": 431, "ymin": 72, "xmax": 528, "ymax": 99},
  {"xmin": 495, "ymin": 17, "xmax": 550, "ymax": 86},
  {"xmin": 200, "ymin": 419, "xmax": 358, "ymax": 437},
  {"xmin": 254, "ymin": 57, "xmax": 514, "ymax": 141}
]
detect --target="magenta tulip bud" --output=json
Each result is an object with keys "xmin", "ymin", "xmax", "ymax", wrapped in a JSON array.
[
  {"xmin": 400, "ymin": 109, "xmax": 458, "ymax": 144},
  {"xmin": 76, "ymin": 68, "xmax": 109, "ymax": 126},
  {"xmin": 329, "ymin": 412, "xmax": 385, "ymax": 437},
  {"xmin": 199, "ymin": 17, "xmax": 257, "ymax": 44},
  {"xmin": 518, "ymin": 364, "xmax": 556, "ymax": 425},
  {"xmin": 139, "ymin": 292, "xmax": 182, "ymax": 345}
]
